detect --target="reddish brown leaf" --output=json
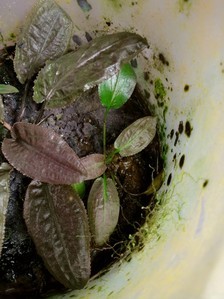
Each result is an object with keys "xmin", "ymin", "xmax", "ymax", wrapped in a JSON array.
[
  {"xmin": 1, "ymin": 122, "xmax": 87, "ymax": 184},
  {"xmin": 81, "ymin": 154, "xmax": 107, "ymax": 181},
  {"xmin": 24, "ymin": 181, "xmax": 91, "ymax": 289}
]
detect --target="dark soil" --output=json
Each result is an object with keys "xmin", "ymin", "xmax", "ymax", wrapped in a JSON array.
[{"xmin": 0, "ymin": 47, "xmax": 163, "ymax": 298}]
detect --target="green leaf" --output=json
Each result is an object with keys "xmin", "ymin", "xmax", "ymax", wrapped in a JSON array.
[
  {"xmin": 0, "ymin": 163, "xmax": 12, "ymax": 257},
  {"xmin": 71, "ymin": 182, "xmax": 86, "ymax": 199},
  {"xmin": 2, "ymin": 122, "xmax": 87, "ymax": 184},
  {"xmin": 24, "ymin": 181, "xmax": 91, "ymax": 289},
  {"xmin": 0, "ymin": 84, "xmax": 19, "ymax": 94},
  {"xmin": 14, "ymin": 0, "xmax": 73, "ymax": 84},
  {"xmin": 87, "ymin": 177, "xmax": 120, "ymax": 246},
  {"xmin": 114, "ymin": 116, "xmax": 157, "ymax": 157},
  {"xmin": 33, "ymin": 32, "xmax": 148, "ymax": 108},
  {"xmin": 98, "ymin": 63, "xmax": 136, "ymax": 109}
]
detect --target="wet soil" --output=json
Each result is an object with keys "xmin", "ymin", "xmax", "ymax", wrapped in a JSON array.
[{"xmin": 0, "ymin": 47, "xmax": 163, "ymax": 298}]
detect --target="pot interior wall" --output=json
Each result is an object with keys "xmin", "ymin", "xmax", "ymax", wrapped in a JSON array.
[{"xmin": 1, "ymin": 1, "xmax": 224, "ymax": 298}]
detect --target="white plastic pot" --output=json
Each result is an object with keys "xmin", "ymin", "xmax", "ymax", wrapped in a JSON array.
[{"xmin": 1, "ymin": 1, "xmax": 224, "ymax": 298}]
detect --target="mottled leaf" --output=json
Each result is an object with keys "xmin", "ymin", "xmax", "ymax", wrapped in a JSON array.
[
  {"xmin": 24, "ymin": 181, "xmax": 91, "ymax": 289},
  {"xmin": 81, "ymin": 154, "xmax": 107, "ymax": 181},
  {"xmin": 0, "ymin": 84, "xmax": 19, "ymax": 94},
  {"xmin": 0, "ymin": 163, "xmax": 12, "ymax": 257},
  {"xmin": 14, "ymin": 0, "xmax": 73, "ymax": 84},
  {"xmin": 98, "ymin": 63, "xmax": 136, "ymax": 109},
  {"xmin": 33, "ymin": 32, "xmax": 148, "ymax": 108},
  {"xmin": 114, "ymin": 116, "xmax": 157, "ymax": 157},
  {"xmin": 2, "ymin": 122, "xmax": 87, "ymax": 184},
  {"xmin": 87, "ymin": 177, "xmax": 120, "ymax": 246}
]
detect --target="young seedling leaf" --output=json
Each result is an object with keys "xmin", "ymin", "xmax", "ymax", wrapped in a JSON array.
[
  {"xmin": 14, "ymin": 0, "xmax": 73, "ymax": 84},
  {"xmin": 87, "ymin": 177, "xmax": 120, "ymax": 246},
  {"xmin": 0, "ymin": 163, "xmax": 12, "ymax": 257},
  {"xmin": 2, "ymin": 122, "xmax": 87, "ymax": 184},
  {"xmin": 0, "ymin": 84, "xmax": 19, "ymax": 94},
  {"xmin": 114, "ymin": 116, "xmax": 157, "ymax": 157},
  {"xmin": 98, "ymin": 63, "xmax": 137, "ymax": 109},
  {"xmin": 80, "ymin": 154, "xmax": 107, "ymax": 181},
  {"xmin": 24, "ymin": 181, "xmax": 91, "ymax": 289},
  {"xmin": 33, "ymin": 32, "xmax": 148, "ymax": 108}
]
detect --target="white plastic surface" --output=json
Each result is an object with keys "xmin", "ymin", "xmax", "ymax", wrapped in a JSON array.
[{"xmin": 0, "ymin": 1, "xmax": 224, "ymax": 298}]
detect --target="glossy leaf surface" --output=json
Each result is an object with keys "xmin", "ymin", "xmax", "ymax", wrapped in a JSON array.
[
  {"xmin": 87, "ymin": 177, "xmax": 120, "ymax": 246},
  {"xmin": 114, "ymin": 116, "xmax": 157, "ymax": 157},
  {"xmin": 0, "ymin": 163, "xmax": 11, "ymax": 257},
  {"xmin": 14, "ymin": 0, "xmax": 73, "ymax": 84},
  {"xmin": 33, "ymin": 32, "xmax": 147, "ymax": 108},
  {"xmin": 2, "ymin": 122, "xmax": 87, "ymax": 184},
  {"xmin": 98, "ymin": 63, "xmax": 136, "ymax": 109},
  {"xmin": 24, "ymin": 181, "xmax": 91, "ymax": 288},
  {"xmin": 81, "ymin": 154, "xmax": 107, "ymax": 181},
  {"xmin": 0, "ymin": 84, "xmax": 19, "ymax": 94}
]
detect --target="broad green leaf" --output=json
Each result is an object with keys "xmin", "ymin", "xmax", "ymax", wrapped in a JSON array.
[
  {"xmin": 114, "ymin": 116, "xmax": 157, "ymax": 157},
  {"xmin": 33, "ymin": 32, "xmax": 148, "ymax": 108},
  {"xmin": 14, "ymin": 0, "xmax": 73, "ymax": 84},
  {"xmin": 2, "ymin": 122, "xmax": 87, "ymax": 184},
  {"xmin": 0, "ymin": 163, "xmax": 12, "ymax": 257},
  {"xmin": 87, "ymin": 177, "xmax": 120, "ymax": 246},
  {"xmin": 80, "ymin": 154, "xmax": 107, "ymax": 181},
  {"xmin": 24, "ymin": 181, "xmax": 91, "ymax": 289},
  {"xmin": 0, "ymin": 84, "xmax": 19, "ymax": 94},
  {"xmin": 98, "ymin": 63, "xmax": 136, "ymax": 109}
]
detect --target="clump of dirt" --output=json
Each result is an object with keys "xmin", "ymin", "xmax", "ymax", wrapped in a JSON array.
[{"xmin": 0, "ymin": 47, "xmax": 163, "ymax": 298}]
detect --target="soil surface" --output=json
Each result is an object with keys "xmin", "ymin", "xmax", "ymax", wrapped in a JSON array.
[{"xmin": 0, "ymin": 47, "xmax": 163, "ymax": 298}]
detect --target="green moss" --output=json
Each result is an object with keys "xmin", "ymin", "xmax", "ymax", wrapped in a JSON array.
[
  {"xmin": 154, "ymin": 79, "xmax": 166, "ymax": 100},
  {"xmin": 178, "ymin": 0, "xmax": 192, "ymax": 15},
  {"xmin": 97, "ymin": 286, "xmax": 103, "ymax": 292},
  {"xmin": 9, "ymin": 32, "xmax": 16, "ymax": 41},
  {"xmin": 106, "ymin": 0, "xmax": 123, "ymax": 11}
]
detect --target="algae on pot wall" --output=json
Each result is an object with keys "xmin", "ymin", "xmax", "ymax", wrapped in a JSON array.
[{"xmin": 1, "ymin": 0, "xmax": 224, "ymax": 299}]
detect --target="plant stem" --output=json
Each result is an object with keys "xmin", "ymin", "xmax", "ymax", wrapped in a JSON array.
[
  {"xmin": 17, "ymin": 79, "xmax": 30, "ymax": 122},
  {"xmin": 35, "ymin": 100, "xmax": 46, "ymax": 124},
  {"xmin": 0, "ymin": 120, "xmax": 11, "ymax": 131},
  {"xmin": 105, "ymin": 148, "xmax": 120, "ymax": 164},
  {"xmin": 103, "ymin": 108, "xmax": 110, "ymax": 157}
]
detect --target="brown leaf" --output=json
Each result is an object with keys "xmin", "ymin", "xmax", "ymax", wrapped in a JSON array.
[
  {"xmin": 87, "ymin": 177, "xmax": 120, "ymax": 246},
  {"xmin": 14, "ymin": 0, "xmax": 73, "ymax": 83},
  {"xmin": 2, "ymin": 122, "xmax": 87, "ymax": 184},
  {"xmin": 33, "ymin": 32, "xmax": 148, "ymax": 108},
  {"xmin": 24, "ymin": 181, "xmax": 91, "ymax": 289},
  {"xmin": 81, "ymin": 154, "xmax": 107, "ymax": 181}
]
